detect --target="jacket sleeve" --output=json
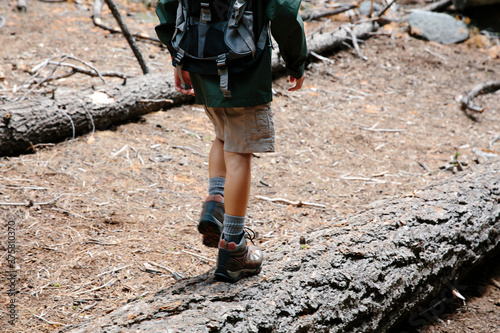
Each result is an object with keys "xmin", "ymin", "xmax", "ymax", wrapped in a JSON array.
[
  {"xmin": 155, "ymin": 0, "xmax": 179, "ymax": 61},
  {"xmin": 265, "ymin": 0, "xmax": 308, "ymax": 79}
]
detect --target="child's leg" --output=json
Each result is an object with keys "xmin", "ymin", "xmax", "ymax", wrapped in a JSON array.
[
  {"xmin": 221, "ymin": 151, "xmax": 251, "ymax": 243},
  {"xmin": 209, "ymin": 137, "xmax": 226, "ymax": 179},
  {"xmin": 223, "ymin": 151, "xmax": 251, "ymax": 217}
]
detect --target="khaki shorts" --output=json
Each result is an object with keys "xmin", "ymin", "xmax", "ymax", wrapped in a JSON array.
[{"xmin": 204, "ymin": 103, "xmax": 275, "ymax": 153}]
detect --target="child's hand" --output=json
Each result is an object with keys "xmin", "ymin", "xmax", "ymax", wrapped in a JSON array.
[
  {"xmin": 288, "ymin": 74, "xmax": 306, "ymax": 91},
  {"xmin": 174, "ymin": 68, "xmax": 195, "ymax": 96}
]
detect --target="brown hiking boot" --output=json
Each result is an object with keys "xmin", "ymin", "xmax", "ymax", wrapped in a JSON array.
[
  {"xmin": 214, "ymin": 232, "xmax": 263, "ymax": 283},
  {"xmin": 197, "ymin": 194, "xmax": 224, "ymax": 248}
]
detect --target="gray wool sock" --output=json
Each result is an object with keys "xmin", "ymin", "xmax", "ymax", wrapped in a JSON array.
[
  {"xmin": 208, "ymin": 177, "xmax": 225, "ymax": 197},
  {"xmin": 223, "ymin": 214, "xmax": 245, "ymax": 242}
]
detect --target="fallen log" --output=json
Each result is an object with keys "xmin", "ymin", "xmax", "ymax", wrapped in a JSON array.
[
  {"xmin": 0, "ymin": 22, "xmax": 377, "ymax": 157},
  {"xmin": 62, "ymin": 159, "xmax": 500, "ymax": 333}
]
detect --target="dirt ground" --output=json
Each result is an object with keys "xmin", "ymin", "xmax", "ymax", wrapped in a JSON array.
[{"xmin": 0, "ymin": 0, "xmax": 499, "ymax": 332}]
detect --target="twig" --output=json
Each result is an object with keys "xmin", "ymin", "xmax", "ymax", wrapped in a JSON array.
[
  {"xmin": 424, "ymin": 48, "xmax": 447, "ymax": 62},
  {"xmin": 181, "ymin": 250, "xmax": 217, "ymax": 263},
  {"xmin": 459, "ymin": 80, "xmax": 500, "ymax": 113},
  {"xmin": 33, "ymin": 314, "xmax": 68, "ymax": 327},
  {"xmin": 310, "ymin": 51, "xmax": 335, "ymax": 64},
  {"xmin": 342, "ymin": 25, "xmax": 368, "ymax": 61},
  {"xmin": 72, "ymin": 278, "xmax": 117, "ymax": 295},
  {"xmin": 103, "ymin": 0, "xmax": 150, "ymax": 74},
  {"xmin": 172, "ymin": 145, "xmax": 208, "ymax": 157},
  {"xmin": 301, "ymin": 4, "xmax": 356, "ymax": 21},
  {"xmin": 255, "ymin": 195, "xmax": 327, "ymax": 208},
  {"xmin": 340, "ymin": 174, "xmax": 386, "ymax": 183},
  {"xmin": 85, "ymin": 239, "xmax": 118, "ymax": 246},
  {"xmin": 420, "ymin": 0, "xmax": 452, "ymax": 12},
  {"xmin": 95, "ymin": 264, "xmax": 132, "ymax": 279},
  {"xmin": 139, "ymin": 99, "xmax": 174, "ymax": 103},
  {"xmin": 43, "ymin": 61, "xmax": 130, "ymax": 80},
  {"xmin": 307, "ymin": 18, "xmax": 331, "ymax": 37},
  {"xmin": 361, "ymin": 123, "xmax": 405, "ymax": 132},
  {"xmin": 491, "ymin": 278, "xmax": 500, "ymax": 290},
  {"xmin": 418, "ymin": 162, "xmax": 431, "ymax": 173},
  {"xmin": 374, "ymin": 0, "xmax": 397, "ymax": 18},
  {"xmin": 62, "ymin": 55, "xmax": 107, "ymax": 83},
  {"xmin": 111, "ymin": 144, "xmax": 129, "ymax": 157},
  {"xmin": 148, "ymin": 261, "xmax": 184, "ymax": 280},
  {"xmin": 0, "ymin": 195, "xmax": 62, "ymax": 206}
]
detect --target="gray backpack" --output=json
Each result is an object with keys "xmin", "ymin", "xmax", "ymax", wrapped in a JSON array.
[{"xmin": 170, "ymin": 0, "xmax": 268, "ymax": 98}]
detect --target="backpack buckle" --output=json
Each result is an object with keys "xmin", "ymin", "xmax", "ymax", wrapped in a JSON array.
[{"xmin": 200, "ymin": 2, "xmax": 211, "ymax": 22}]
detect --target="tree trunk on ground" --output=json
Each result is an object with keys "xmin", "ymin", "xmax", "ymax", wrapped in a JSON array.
[
  {"xmin": 62, "ymin": 160, "xmax": 500, "ymax": 333},
  {"xmin": 0, "ymin": 22, "xmax": 377, "ymax": 157}
]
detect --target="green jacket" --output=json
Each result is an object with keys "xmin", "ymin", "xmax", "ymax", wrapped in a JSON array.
[{"xmin": 155, "ymin": 0, "xmax": 308, "ymax": 107}]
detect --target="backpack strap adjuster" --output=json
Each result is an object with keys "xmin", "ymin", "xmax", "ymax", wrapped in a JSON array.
[
  {"xmin": 217, "ymin": 54, "xmax": 231, "ymax": 98},
  {"xmin": 200, "ymin": 2, "xmax": 211, "ymax": 22}
]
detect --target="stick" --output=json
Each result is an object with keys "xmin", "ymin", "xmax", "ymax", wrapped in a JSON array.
[
  {"xmin": 0, "ymin": 195, "xmax": 62, "ymax": 206},
  {"xmin": 374, "ymin": 0, "xmax": 397, "ymax": 18},
  {"xmin": 33, "ymin": 314, "xmax": 68, "ymax": 326},
  {"xmin": 95, "ymin": 264, "xmax": 132, "ymax": 279},
  {"xmin": 148, "ymin": 261, "xmax": 185, "ymax": 280},
  {"xmin": 181, "ymin": 250, "xmax": 217, "ymax": 263},
  {"xmin": 255, "ymin": 195, "xmax": 327, "ymax": 208},
  {"xmin": 72, "ymin": 278, "xmax": 117, "ymax": 295},
  {"xmin": 491, "ymin": 278, "xmax": 500, "ymax": 290},
  {"xmin": 420, "ymin": 0, "xmax": 452, "ymax": 12},
  {"xmin": 459, "ymin": 80, "xmax": 500, "ymax": 113},
  {"xmin": 342, "ymin": 25, "xmax": 368, "ymax": 61},
  {"xmin": 103, "ymin": 0, "xmax": 150, "ymax": 74},
  {"xmin": 171, "ymin": 145, "xmax": 208, "ymax": 157},
  {"xmin": 301, "ymin": 4, "xmax": 356, "ymax": 21}
]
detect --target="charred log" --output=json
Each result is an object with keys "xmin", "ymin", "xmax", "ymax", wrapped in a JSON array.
[{"xmin": 62, "ymin": 159, "xmax": 500, "ymax": 333}]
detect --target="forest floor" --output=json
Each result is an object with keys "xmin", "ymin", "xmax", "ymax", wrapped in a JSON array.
[{"xmin": 0, "ymin": 0, "xmax": 499, "ymax": 332}]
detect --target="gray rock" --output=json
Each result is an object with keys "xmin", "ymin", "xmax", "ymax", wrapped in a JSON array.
[
  {"xmin": 359, "ymin": 1, "xmax": 382, "ymax": 16},
  {"xmin": 408, "ymin": 10, "xmax": 469, "ymax": 44}
]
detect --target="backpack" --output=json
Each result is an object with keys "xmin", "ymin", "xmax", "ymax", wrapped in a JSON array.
[{"xmin": 166, "ymin": 0, "xmax": 269, "ymax": 98}]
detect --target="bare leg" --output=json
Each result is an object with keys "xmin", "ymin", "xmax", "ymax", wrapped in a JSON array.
[
  {"xmin": 223, "ymin": 151, "xmax": 252, "ymax": 217},
  {"xmin": 209, "ymin": 138, "xmax": 226, "ymax": 179}
]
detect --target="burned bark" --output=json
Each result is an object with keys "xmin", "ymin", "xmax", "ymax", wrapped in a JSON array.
[
  {"xmin": 0, "ymin": 22, "xmax": 377, "ymax": 156},
  {"xmin": 62, "ymin": 160, "xmax": 500, "ymax": 333}
]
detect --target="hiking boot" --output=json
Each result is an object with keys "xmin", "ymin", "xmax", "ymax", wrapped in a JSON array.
[
  {"xmin": 197, "ymin": 194, "xmax": 224, "ymax": 248},
  {"xmin": 214, "ymin": 232, "xmax": 263, "ymax": 283}
]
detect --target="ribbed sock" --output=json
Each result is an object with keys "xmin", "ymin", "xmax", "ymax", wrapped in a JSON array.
[
  {"xmin": 208, "ymin": 177, "xmax": 225, "ymax": 197},
  {"xmin": 223, "ymin": 214, "xmax": 245, "ymax": 243}
]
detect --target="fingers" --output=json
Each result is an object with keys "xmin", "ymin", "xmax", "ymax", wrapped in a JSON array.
[{"xmin": 288, "ymin": 74, "xmax": 306, "ymax": 91}]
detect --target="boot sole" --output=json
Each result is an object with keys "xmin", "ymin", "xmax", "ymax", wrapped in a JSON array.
[{"xmin": 198, "ymin": 217, "xmax": 222, "ymax": 248}]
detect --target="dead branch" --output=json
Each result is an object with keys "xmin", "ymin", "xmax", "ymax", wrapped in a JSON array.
[
  {"xmin": 459, "ymin": 80, "xmax": 500, "ymax": 113},
  {"xmin": 93, "ymin": 0, "xmax": 161, "ymax": 44},
  {"xmin": 342, "ymin": 25, "xmax": 368, "ymax": 61},
  {"xmin": 103, "ymin": 0, "xmax": 150, "ymax": 74},
  {"xmin": 42, "ymin": 61, "xmax": 130, "ymax": 80},
  {"xmin": 255, "ymin": 195, "xmax": 327, "ymax": 208},
  {"xmin": 301, "ymin": 4, "xmax": 356, "ymax": 21},
  {"xmin": 148, "ymin": 261, "xmax": 185, "ymax": 280},
  {"xmin": 420, "ymin": 0, "xmax": 453, "ymax": 12},
  {"xmin": 171, "ymin": 145, "xmax": 208, "ymax": 157}
]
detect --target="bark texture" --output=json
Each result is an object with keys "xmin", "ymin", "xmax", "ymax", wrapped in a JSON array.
[
  {"xmin": 0, "ymin": 22, "xmax": 377, "ymax": 157},
  {"xmin": 62, "ymin": 160, "xmax": 500, "ymax": 333}
]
